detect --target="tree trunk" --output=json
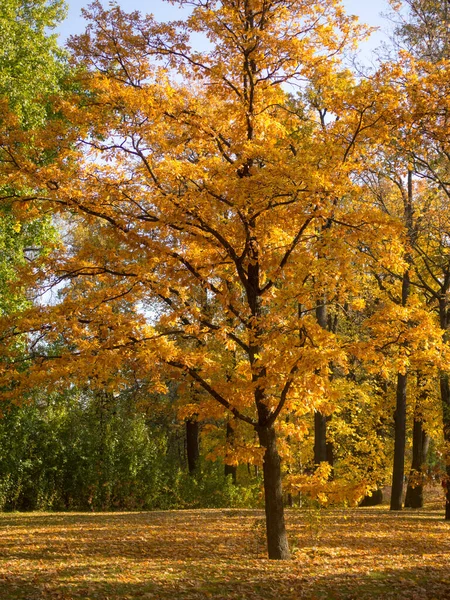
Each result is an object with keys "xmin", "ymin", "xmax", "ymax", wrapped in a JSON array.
[
  {"xmin": 326, "ymin": 415, "xmax": 334, "ymax": 470},
  {"xmin": 186, "ymin": 419, "xmax": 200, "ymax": 474},
  {"xmin": 246, "ymin": 218, "xmax": 289, "ymax": 558},
  {"xmin": 314, "ymin": 411, "xmax": 327, "ymax": 464},
  {"xmin": 405, "ymin": 417, "xmax": 429, "ymax": 508},
  {"xmin": 390, "ymin": 372, "xmax": 408, "ymax": 510},
  {"xmin": 224, "ymin": 462, "xmax": 237, "ymax": 483},
  {"xmin": 390, "ymin": 171, "xmax": 413, "ymax": 512},
  {"xmin": 224, "ymin": 420, "xmax": 237, "ymax": 484},
  {"xmin": 313, "ymin": 299, "xmax": 333, "ymax": 470},
  {"xmin": 360, "ymin": 488, "xmax": 383, "ymax": 507},
  {"xmin": 440, "ymin": 372, "xmax": 450, "ymax": 520},
  {"xmin": 438, "ymin": 293, "xmax": 450, "ymax": 520},
  {"xmin": 257, "ymin": 423, "xmax": 290, "ymax": 559}
]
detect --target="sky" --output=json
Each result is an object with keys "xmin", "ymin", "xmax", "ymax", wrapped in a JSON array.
[{"xmin": 55, "ymin": 0, "xmax": 395, "ymax": 60}]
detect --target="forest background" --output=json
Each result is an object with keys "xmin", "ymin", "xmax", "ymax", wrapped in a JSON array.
[{"xmin": 0, "ymin": 0, "xmax": 450, "ymax": 561}]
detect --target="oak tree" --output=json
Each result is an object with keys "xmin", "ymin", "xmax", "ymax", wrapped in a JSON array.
[{"xmin": 1, "ymin": 0, "xmax": 404, "ymax": 556}]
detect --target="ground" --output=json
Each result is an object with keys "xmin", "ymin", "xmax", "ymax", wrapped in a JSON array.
[{"xmin": 0, "ymin": 489, "xmax": 449, "ymax": 599}]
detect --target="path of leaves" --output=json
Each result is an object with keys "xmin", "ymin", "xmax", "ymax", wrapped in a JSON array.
[{"xmin": 0, "ymin": 492, "xmax": 449, "ymax": 599}]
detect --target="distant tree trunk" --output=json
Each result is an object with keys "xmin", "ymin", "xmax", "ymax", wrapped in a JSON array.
[
  {"xmin": 390, "ymin": 372, "xmax": 408, "ymax": 510},
  {"xmin": 224, "ymin": 462, "xmax": 237, "ymax": 483},
  {"xmin": 186, "ymin": 418, "xmax": 200, "ymax": 474},
  {"xmin": 257, "ymin": 422, "xmax": 290, "ymax": 560},
  {"xmin": 360, "ymin": 488, "xmax": 383, "ymax": 507},
  {"xmin": 314, "ymin": 411, "xmax": 327, "ymax": 464},
  {"xmin": 314, "ymin": 300, "xmax": 333, "ymax": 469},
  {"xmin": 285, "ymin": 414, "xmax": 293, "ymax": 507},
  {"xmin": 313, "ymin": 411, "xmax": 334, "ymax": 468},
  {"xmin": 438, "ymin": 293, "xmax": 450, "ymax": 520},
  {"xmin": 326, "ymin": 415, "xmax": 334, "ymax": 469},
  {"xmin": 390, "ymin": 170, "xmax": 413, "ymax": 512},
  {"xmin": 405, "ymin": 417, "xmax": 429, "ymax": 508},
  {"xmin": 440, "ymin": 372, "xmax": 450, "ymax": 520},
  {"xmin": 224, "ymin": 420, "xmax": 237, "ymax": 484}
]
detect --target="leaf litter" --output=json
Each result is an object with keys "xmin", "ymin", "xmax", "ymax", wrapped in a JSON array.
[{"xmin": 0, "ymin": 489, "xmax": 449, "ymax": 599}]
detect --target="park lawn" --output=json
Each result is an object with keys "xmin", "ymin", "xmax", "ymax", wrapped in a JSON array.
[{"xmin": 0, "ymin": 490, "xmax": 449, "ymax": 600}]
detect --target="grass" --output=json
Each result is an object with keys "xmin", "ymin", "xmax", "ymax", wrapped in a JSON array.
[{"xmin": 0, "ymin": 487, "xmax": 449, "ymax": 599}]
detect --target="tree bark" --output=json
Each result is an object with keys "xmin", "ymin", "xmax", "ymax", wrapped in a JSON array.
[
  {"xmin": 390, "ymin": 170, "xmax": 413, "ymax": 512},
  {"xmin": 438, "ymin": 292, "xmax": 450, "ymax": 520},
  {"xmin": 440, "ymin": 372, "xmax": 450, "ymax": 520},
  {"xmin": 313, "ymin": 300, "xmax": 333, "ymax": 469},
  {"xmin": 186, "ymin": 419, "xmax": 200, "ymax": 475},
  {"xmin": 326, "ymin": 424, "xmax": 334, "ymax": 469},
  {"xmin": 246, "ymin": 213, "xmax": 290, "ymax": 558},
  {"xmin": 257, "ymin": 423, "xmax": 291, "ymax": 559},
  {"xmin": 390, "ymin": 372, "xmax": 408, "ymax": 510},
  {"xmin": 314, "ymin": 411, "xmax": 327, "ymax": 464},
  {"xmin": 405, "ymin": 416, "xmax": 429, "ymax": 509}
]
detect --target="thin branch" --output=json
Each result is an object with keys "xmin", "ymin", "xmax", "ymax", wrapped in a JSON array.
[{"xmin": 168, "ymin": 360, "xmax": 257, "ymax": 426}]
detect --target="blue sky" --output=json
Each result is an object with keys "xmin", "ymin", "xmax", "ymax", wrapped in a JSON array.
[{"xmin": 55, "ymin": 0, "xmax": 393, "ymax": 58}]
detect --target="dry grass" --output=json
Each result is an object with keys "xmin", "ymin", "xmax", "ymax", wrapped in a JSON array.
[{"xmin": 0, "ymin": 487, "xmax": 449, "ymax": 599}]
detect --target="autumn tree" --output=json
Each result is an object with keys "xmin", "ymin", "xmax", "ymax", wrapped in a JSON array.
[
  {"xmin": 0, "ymin": 0, "xmax": 403, "ymax": 558},
  {"xmin": 359, "ymin": 165, "xmax": 419, "ymax": 511},
  {"xmin": 386, "ymin": 0, "xmax": 450, "ymax": 517}
]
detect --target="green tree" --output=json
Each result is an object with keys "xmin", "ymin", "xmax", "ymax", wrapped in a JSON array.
[
  {"xmin": 0, "ymin": 0, "xmax": 67, "ymax": 127},
  {"xmin": 391, "ymin": 0, "xmax": 450, "ymax": 62},
  {"xmin": 389, "ymin": 0, "xmax": 450, "ymax": 518},
  {"xmin": 0, "ymin": 0, "xmax": 66, "ymax": 314}
]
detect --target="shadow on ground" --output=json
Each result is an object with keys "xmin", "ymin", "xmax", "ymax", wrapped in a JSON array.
[{"xmin": 0, "ymin": 508, "xmax": 449, "ymax": 599}]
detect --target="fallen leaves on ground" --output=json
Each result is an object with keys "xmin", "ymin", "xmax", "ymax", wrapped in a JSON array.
[{"xmin": 0, "ymin": 488, "xmax": 449, "ymax": 600}]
